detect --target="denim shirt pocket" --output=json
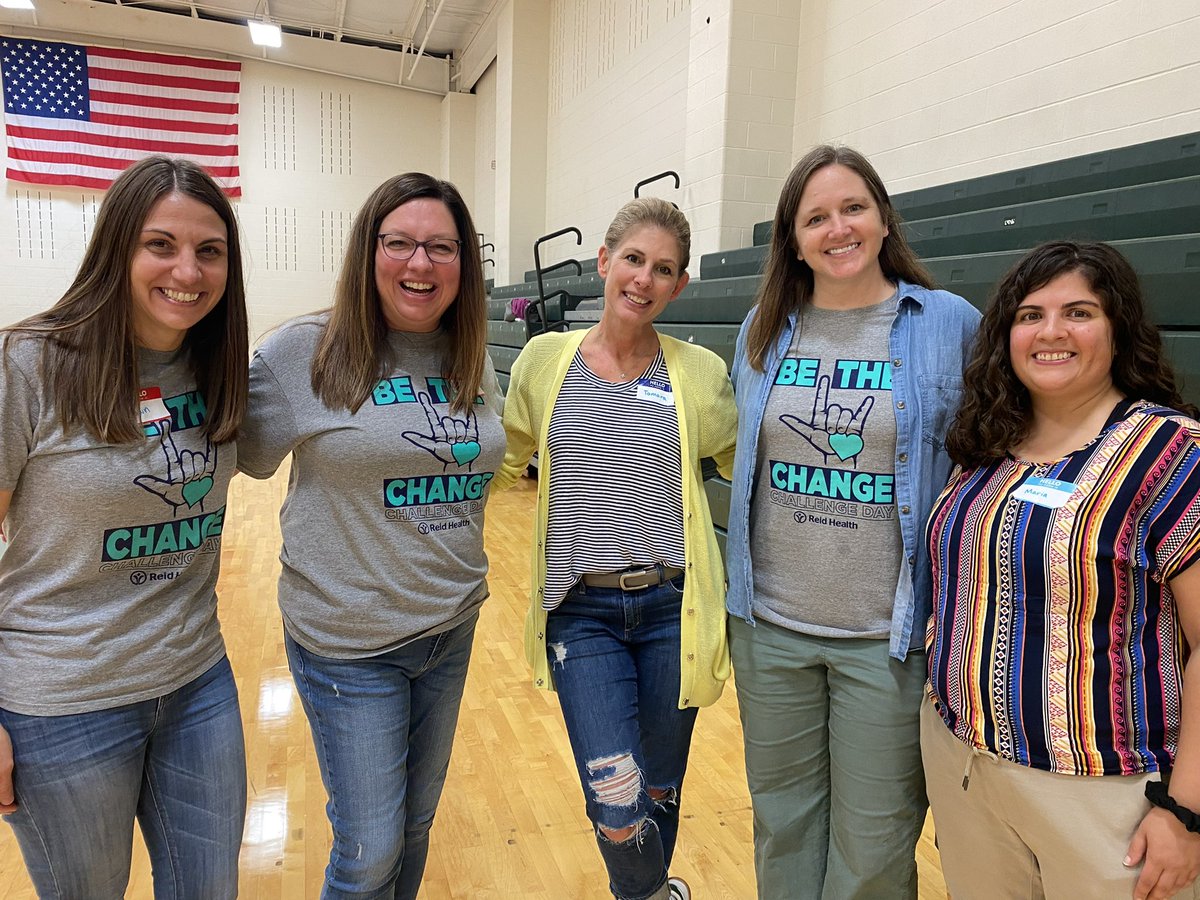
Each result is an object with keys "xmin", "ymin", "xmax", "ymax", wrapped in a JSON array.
[{"xmin": 918, "ymin": 373, "xmax": 965, "ymax": 451}]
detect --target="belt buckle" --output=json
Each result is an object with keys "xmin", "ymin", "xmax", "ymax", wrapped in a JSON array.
[{"xmin": 618, "ymin": 566, "xmax": 655, "ymax": 591}]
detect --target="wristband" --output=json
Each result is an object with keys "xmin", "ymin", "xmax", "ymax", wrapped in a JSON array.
[{"xmin": 1145, "ymin": 780, "xmax": 1200, "ymax": 834}]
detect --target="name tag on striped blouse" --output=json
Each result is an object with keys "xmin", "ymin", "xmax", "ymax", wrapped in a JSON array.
[
  {"xmin": 636, "ymin": 378, "xmax": 673, "ymax": 406},
  {"xmin": 1012, "ymin": 476, "xmax": 1077, "ymax": 509}
]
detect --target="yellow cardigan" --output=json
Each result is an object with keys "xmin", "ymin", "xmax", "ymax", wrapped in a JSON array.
[{"xmin": 495, "ymin": 328, "xmax": 737, "ymax": 708}]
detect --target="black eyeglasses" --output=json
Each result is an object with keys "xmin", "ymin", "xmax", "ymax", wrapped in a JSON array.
[{"xmin": 377, "ymin": 234, "xmax": 462, "ymax": 263}]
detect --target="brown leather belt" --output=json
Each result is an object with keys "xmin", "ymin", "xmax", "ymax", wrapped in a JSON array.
[{"xmin": 580, "ymin": 564, "xmax": 684, "ymax": 591}]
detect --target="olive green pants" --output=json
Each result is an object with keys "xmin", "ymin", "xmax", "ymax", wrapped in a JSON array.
[{"xmin": 729, "ymin": 616, "xmax": 927, "ymax": 900}]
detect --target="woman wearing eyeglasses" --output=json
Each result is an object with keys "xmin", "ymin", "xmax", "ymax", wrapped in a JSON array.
[{"xmin": 237, "ymin": 173, "xmax": 504, "ymax": 899}]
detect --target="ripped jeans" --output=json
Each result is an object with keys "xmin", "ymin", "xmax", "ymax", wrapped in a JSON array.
[{"xmin": 546, "ymin": 575, "xmax": 698, "ymax": 900}]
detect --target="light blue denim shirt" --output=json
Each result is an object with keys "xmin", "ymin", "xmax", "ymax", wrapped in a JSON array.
[{"xmin": 725, "ymin": 280, "xmax": 981, "ymax": 660}]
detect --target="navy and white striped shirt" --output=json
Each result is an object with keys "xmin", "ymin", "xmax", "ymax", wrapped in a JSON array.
[{"xmin": 543, "ymin": 349, "xmax": 685, "ymax": 610}]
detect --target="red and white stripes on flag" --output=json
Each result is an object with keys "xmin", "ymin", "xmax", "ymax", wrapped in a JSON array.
[{"xmin": 1, "ymin": 39, "xmax": 241, "ymax": 196}]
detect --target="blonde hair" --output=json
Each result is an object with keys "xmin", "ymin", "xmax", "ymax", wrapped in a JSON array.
[{"xmin": 604, "ymin": 197, "xmax": 691, "ymax": 271}]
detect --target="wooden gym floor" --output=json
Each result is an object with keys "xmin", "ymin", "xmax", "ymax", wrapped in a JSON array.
[{"xmin": 0, "ymin": 469, "xmax": 948, "ymax": 899}]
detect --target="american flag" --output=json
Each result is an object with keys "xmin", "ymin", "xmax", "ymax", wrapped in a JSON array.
[{"xmin": 1, "ymin": 39, "xmax": 241, "ymax": 196}]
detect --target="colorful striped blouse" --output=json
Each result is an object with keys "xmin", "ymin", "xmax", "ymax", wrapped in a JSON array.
[{"xmin": 927, "ymin": 400, "xmax": 1200, "ymax": 776}]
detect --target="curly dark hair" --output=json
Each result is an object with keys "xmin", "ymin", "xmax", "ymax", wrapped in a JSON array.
[{"xmin": 946, "ymin": 240, "xmax": 1198, "ymax": 467}]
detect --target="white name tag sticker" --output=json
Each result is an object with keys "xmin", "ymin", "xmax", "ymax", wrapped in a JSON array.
[
  {"xmin": 636, "ymin": 378, "xmax": 673, "ymax": 406},
  {"xmin": 1012, "ymin": 475, "xmax": 1077, "ymax": 509},
  {"xmin": 138, "ymin": 387, "xmax": 171, "ymax": 425}
]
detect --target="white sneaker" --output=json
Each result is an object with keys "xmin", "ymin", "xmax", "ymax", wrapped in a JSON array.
[{"xmin": 668, "ymin": 876, "xmax": 691, "ymax": 900}]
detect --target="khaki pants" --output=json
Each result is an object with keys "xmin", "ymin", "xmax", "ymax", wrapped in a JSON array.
[{"xmin": 921, "ymin": 700, "xmax": 1199, "ymax": 899}]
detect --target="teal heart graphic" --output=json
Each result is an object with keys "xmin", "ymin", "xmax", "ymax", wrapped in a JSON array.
[
  {"xmin": 182, "ymin": 476, "xmax": 214, "ymax": 508},
  {"xmin": 829, "ymin": 433, "xmax": 864, "ymax": 461},
  {"xmin": 452, "ymin": 441, "xmax": 481, "ymax": 466}
]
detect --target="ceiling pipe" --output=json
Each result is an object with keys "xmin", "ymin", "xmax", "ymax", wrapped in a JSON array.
[
  {"xmin": 332, "ymin": 0, "xmax": 346, "ymax": 41},
  {"xmin": 407, "ymin": 0, "xmax": 447, "ymax": 80}
]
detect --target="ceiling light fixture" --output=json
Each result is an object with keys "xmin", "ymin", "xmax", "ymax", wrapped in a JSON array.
[
  {"xmin": 0, "ymin": 0, "xmax": 36, "ymax": 10},
  {"xmin": 247, "ymin": 19, "xmax": 282, "ymax": 47}
]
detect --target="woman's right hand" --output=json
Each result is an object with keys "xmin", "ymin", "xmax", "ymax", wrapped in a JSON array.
[{"xmin": 0, "ymin": 724, "xmax": 15, "ymax": 813}]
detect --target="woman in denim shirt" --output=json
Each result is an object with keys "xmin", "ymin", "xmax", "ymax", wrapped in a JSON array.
[{"xmin": 725, "ymin": 145, "xmax": 980, "ymax": 899}]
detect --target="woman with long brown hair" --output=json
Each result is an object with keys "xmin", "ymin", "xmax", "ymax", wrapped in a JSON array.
[
  {"xmin": 237, "ymin": 172, "xmax": 503, "ymax": 899},
  {"xmin": 725, "ymin": 144, "xmax": 980, "ymax": 898},
  {"xmin": 0, "ymin": 155, "xmax": 249, "ymax": 898},
  {"xmin": 925, "ymin": 241, "xmax": 1200, "ymax": 899}
]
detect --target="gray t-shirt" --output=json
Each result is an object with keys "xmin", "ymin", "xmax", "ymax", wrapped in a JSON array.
[
  {"xmin": 750, "ymin": 297, "xmax": 902, "ymax": 636},
  {"xmin": 0, "ymin": 336, "xmax": 231, "ymax": 715},
  {"xmin": 237, "ymin": 315, "xmax": 505, "ymax": 658}
]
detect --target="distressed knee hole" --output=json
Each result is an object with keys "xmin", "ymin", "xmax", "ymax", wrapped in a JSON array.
[
  {"xmin": 586, "ymin": 751, "xmax": 643, "ymax": 809},
  {"xmin": 549, "ymin": 642, "xmax": 568, "ymax": 668},
  {"xmin": 597, "ymin": 817, "xmax": 653, "ymax": 845},
  {"xmin": 649, "ymin": 785, "xmax": 678, "ymax": 807}
]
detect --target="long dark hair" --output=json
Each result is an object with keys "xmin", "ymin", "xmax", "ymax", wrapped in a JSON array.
[
  {"xmin": 745, "ymin": 144, "xmax": 934, "ymax": 370},
  {"xmin": 947, "ymin": 240, "xmax": 1198, "ymax": 467},
  {"xmin": 311, "ymin": 173, "xmax": 486, "ymax": 414},
  {"xmin": 3, "ymin": 156, "xmax": 248, "ymax": 444}
]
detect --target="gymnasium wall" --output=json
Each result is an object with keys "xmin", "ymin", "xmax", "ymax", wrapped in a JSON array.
[
  {"xmin": 473, "ymin": 60, "xmax": 499, "ymax": 264},
  {"xmin": 791, "ymin": 0, "xmax": 1200, "ymax": 194},
  {"xmin": 530, "ymin": 0, "xmax": 1200, "ymax": 259},
  {"xmin": 542, "ymin": 0, "xmax": 693, "ymax": 257},
  {"xmin": 0, "ymin": 60, "xmax": 450, "ymax": 341}
]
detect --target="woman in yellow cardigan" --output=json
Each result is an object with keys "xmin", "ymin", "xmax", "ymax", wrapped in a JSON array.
[{"xmin": 496, "ymin": 197, "xmax": 736, "ymax": 900}]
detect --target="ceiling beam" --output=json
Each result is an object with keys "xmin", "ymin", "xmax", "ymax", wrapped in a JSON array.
[
  {"xmin": 402, "ymin": 0, "xmax": 425, "ymax": 45},
  {"xmin": 456, "ymin": 0, "xmax": 500, "ymax": 92}
]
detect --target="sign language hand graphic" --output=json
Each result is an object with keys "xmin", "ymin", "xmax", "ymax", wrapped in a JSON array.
[
  {"xmin": 780, "ymin": 374, "xmax": 873, "ymax": 465},
  {"xmin": 402, "ymin": 392, "xmax": 482, "ymax": 471},
  {"xmin": 134, "ymin": 423, "xmax": 219, "ymax": 513}
]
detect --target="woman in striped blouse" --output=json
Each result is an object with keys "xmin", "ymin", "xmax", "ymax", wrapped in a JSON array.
[
  {"xmin": 497, "ymin": 197, "xmax": 737, "ymax": 900},
  {"xmin": 924, "ymin": 241, "xmax": 1200, "ymax": 899}
]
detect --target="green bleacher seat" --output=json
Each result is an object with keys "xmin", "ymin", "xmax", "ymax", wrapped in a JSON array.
[
  {"xmin": 486, "ymin": 295, "xmax": 570, "ymax": 322},
  {"xmin": 925, "ymin": 234, "xmax": 1200, "ymax": 326},
  {"xmin": 486, "ymin": 319, "xmax": 529, "ymax": 348},
  {"xmin": 904, "ymin": 176, "xmax": 1200, "ymax": 259},
  {"xmin": 699, "ymin": 245, "xmax": 767, "ymax": 280},
  {"xmin": 895, "ymin": 131, "xmax": 1200, "ymax": 221},
  {"xmin": 524, "ymin": 257, "xmax": 599, "ymax": 281},
  {"xmin": 653, "ymin": 323, "xmax": 740, "ymax": 368},
  {"xmin": 1162, "ymin": 332, "xmax": 1200, "ymax": 410},
  {"xmin": 488, "ymin": 281, "xmax": 539, "ymax": 300},
  {"xmin": 489, "ymin": 344, "xmax": 521, "ymax": 374}
]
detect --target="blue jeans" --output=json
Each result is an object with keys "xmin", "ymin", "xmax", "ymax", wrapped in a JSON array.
[
  {"xmin": 0, "ymin": 656, "xmax": 246, "ymax": 900},
  {"xmin": 286, "ymin": 611, "xmax": 478, "ymax": 900},
  {"xmin": 546, "ymin": 576, "xmax": 698, "ymax": 900}
]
